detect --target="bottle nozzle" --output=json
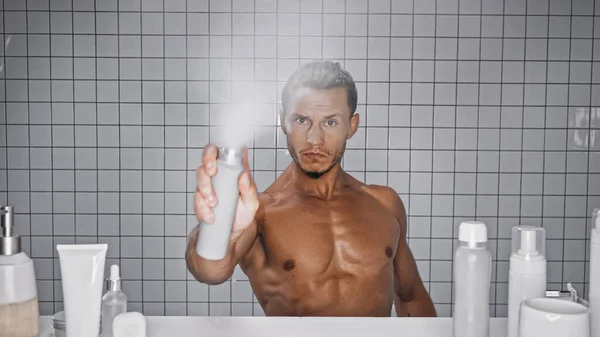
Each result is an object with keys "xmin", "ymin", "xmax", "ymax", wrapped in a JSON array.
[
  {"xmin": 518, "ymin": 229, "xmax": 537, "ymax": 255},
  {"xmin": 110, "ymin": 264, "xmax": 120, "ymax": 280},
  {"xmin": 1, "ymin": 205, "xmax": 14, "ymax": 238},
  {"xmin": 512, "ymin": 225, "xmax": 545, "ymax": 259},
  {"xmin": 0, "ymin": 205, "xmax": 21, "ymax": 256},
  {"xmin": 106, "ymin": 264, "xmax": 122, "ymax": 291}
]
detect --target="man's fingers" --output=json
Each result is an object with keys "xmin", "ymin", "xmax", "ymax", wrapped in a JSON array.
[
  {"xmin": 241, "ymin": 147, "xmax": 251, "ymax": 173},
  {"xmin": 194, "ymin": 188, "xmax": 214, "ymax": 223},
  {"xmin": 196, "ymin": 166, "xmax": 217, "ymax": 207},
  {"xmin": 239, "ymin": 171, "xmax": 259, "ymax": 211},
  {"xmin": 202, "ymin": 143, "xmax": 219, "ymax": 176}
]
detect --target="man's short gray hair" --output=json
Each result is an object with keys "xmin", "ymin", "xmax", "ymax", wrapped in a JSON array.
[{"xmin": 280, "ymin": 60, "xmax": 358, "ymax": 119}]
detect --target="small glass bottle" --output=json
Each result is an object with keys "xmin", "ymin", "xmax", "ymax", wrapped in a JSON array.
[{"xmin": 101, "ymin": 264, "xmax": 127, "ymax": 337}]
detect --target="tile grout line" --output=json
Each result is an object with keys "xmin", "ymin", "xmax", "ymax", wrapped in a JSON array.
[
  {"xmin": 494, "ymin": 0, "xmax": 507, "ymax": 315},
  {"xmin": 584, "ymin": 0, "xmax": 596, "ymax": 299},
  {"xmin": 71, "ymin": 0, "xmax": 77, "ymax": 247},
  {"xmin": 539, "ymin": 0, "xmax": 550, "ymax": 283},
  {"xmin": 363, "ymin": 0, "xmax": 369, "ymax": 184},
  {"xmin": 561, "ymin": 0, "xmax": 574, "ymax": 292},
  {"xmin": 406, "ymin": 0, "xmax": 414, "ymax": 249},
  {"xmin": 47, "ymin": 0, "xmax": 56, "ymax": 313},
  {"xmin": 513, "ymin": 0, "xmax": 528, "ymax": 315},
  {"xmin": 473, "ymin": 2, "xmax": 481, "ymax": 224},
  {"xmin": 95, "ymin": 0, "xmax": 101, "ymax": 283},
  {"xmin": 24, "ymin": 0, "xmax": 34, "ymax": 311},
  {"xmin": 116, "ymin": 0, "xmax": 123, "ymax": 299},
  {"xmin": 184, "ymin": 0, "xmax": 189, "ymax": 316},
  {"xmin": 162, "ymin": 0, "xmax": 166, "ymax": 316},
  {"xmin": 386, "ymin": 0, "xmax": 392, "ymax": 196},
  {"xmin": 139, "ymin": 0, "xmax": 144, "ymax": 312},
  {"xmin": 449, "ymin": 0, "xmax": 461, "ymax": 316},
  {"xmin": 1, "ymin": 1, "xmax": 5, "ymax": 216},
  {"xmin": 428, "ymin": 0, "xmax": 438, "ymax": 305}
]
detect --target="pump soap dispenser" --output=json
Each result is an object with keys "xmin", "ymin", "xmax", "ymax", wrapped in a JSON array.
[
  {"xmin": 507, "ymin": 226, "xmax": 547, "ymax": 337},
  {"xmin": 0, "ymin": 205, "xmax": 40, "ymax": 337}
]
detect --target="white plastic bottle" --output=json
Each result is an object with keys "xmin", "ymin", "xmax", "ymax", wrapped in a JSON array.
[
  {"xmin": 507, "ymin": 226, "xmax": 547, "ymax": 337},
  {"xmin": 0, "ymin": 205, "xmax": 40, "ymax": 337},
  {"xmin": 453, "ymin": 221, "xmax": 492, "ymax": 337},
  {"xmin": 590, "ymin": 208, "xmax": 600, "ymax": 337},
  {"xmin": 101, "ymin": 264, "xmax": 127, "ymax": 337},
  {"xmin": 196, "ymin": 146, "xmax": 245, "ymax": 261}
]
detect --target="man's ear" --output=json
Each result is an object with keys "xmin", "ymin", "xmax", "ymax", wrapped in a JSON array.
[
  {"xmin": 279, "ymin": 108, "xmax": 288, "ymax": 135},
  {"xmin": 347, "ymin": 113, "xmax": 360, "ymax": 139}
]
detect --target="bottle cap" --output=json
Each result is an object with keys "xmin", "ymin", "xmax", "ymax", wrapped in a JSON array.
[
  {"xmin": 106, "ymin": 264, "xmax": 122, "ymax": 292},
  {"xmin": 458, "ymin": 221, "xmax": 488, "ymax": 244},
  {"xmin": 0, "ymin": 205, "xmax": 21, "ymax": 256},
  {"xmin": 511, "ymin": 226, "xmax": 546, "ymax": 259},
  {"xmin": 219, "ymin": 146, "xmax": 243, "ymax": 165}
]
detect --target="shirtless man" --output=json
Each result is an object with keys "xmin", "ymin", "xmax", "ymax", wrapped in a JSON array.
[{"xmin": 186, "ymin": 61, "xmax": 436, "ymax": 317}]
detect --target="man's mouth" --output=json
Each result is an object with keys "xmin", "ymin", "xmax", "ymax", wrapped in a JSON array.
[{"xmin": 302, "ymin": 150, "xmax": 326, "ymax": 157}]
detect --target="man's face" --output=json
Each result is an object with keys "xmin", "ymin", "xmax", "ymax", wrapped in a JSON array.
[{"xmin": 281, "ymin": 86, "xmax": 359, "ymax": 179}]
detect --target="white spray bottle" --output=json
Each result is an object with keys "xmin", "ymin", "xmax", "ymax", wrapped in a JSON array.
[
  {"xmin": 590, "ymin": 208, "xmax": 600, "ymax": 337},
  {"xmin": 453, "ymin": 221, "xmax": 492, "ymax": 337},
  {"xmin": 195, "ymin": 146, "xmax": 245, "ymax": 261},
  {"xmin": 507, "ymin": 226, "xmax": 547, "ymax": 337}
]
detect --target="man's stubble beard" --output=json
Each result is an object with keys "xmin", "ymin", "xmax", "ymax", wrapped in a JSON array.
[{"xmin": 288, "ymin": 140, "xmax": 346, "ymax": 180}]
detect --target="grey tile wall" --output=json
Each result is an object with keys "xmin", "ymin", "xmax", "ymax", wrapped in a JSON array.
[{"xmin": 1, "ymin": 0, "xmax": 599, "ymax": 318}]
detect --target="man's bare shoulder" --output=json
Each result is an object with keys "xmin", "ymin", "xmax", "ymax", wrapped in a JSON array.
[
  {"xmin": 256, "ymin": 191, "xmax": 275, "ymax": 216},
  {"xmin": 361, "ymin": 184, "xmax": 407, "ymax": 220},
  {"xmin": 257, "ymin": 191, "xmax": 280, "ymax": 213}
]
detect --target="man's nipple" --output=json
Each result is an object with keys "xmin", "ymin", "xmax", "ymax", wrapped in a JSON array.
[
  {"xmin": 283, "ymin": 259, "xmax": 296, "ymax": 271},
  {"xmin": 385, "ymin": 246, "xmax": 393, "ymax": 258}
]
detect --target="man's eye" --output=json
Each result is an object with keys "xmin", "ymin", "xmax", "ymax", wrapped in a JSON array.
[
  {"xmin": 324, "ymin": 120, "xmax": 337, "ymax": 127},
  {"xmin": 296, "ymin": 118, "xmax": 308, "ymax": 124}
]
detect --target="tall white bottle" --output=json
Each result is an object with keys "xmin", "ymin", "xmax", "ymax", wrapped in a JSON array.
[
  {"xmin": 590, "ymin": 208, "xmax": 600, "ymax": 337},
  {"xmin": 507, "ymin": 226, "xmax": 547, "ymax": 337},
  {"xmin": 453, "ymin": 221, "xmax": 492, "ymax": 337},
  {"xmin": 195, "ymin": 147, "xmax": 245, "ymax": 261}
]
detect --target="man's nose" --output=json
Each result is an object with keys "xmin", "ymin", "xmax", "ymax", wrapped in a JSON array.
[{"xmin": 306, "ymin": 125, "xmax": 324, "ymax": 146}]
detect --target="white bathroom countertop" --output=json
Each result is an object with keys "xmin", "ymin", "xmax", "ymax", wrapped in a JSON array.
[{"xmin": 38, "ymin": 315, "xmax": 508, "ymax": 337}]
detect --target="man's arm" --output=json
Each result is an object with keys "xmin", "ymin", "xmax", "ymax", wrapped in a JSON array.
[
  {"xmin": 390, "ymin": 191, "xmax": 436, "ymax": 317},
  {"xmin": 186, "ymin": 144, "xmax": 261, "ymax": 285},
  {"xmin": 185, "ymin": 219, "xmax": 258, "ymax": 285},
  {"xmin": 393, "ymin": 223, "xmax": 437, "ymax": 316},
  {"xmin": 369, "ymin": 185, "xmax": 436, "ymax": 317}
]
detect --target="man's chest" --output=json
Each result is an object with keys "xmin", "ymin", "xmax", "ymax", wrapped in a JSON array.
[{"xmin": 257, "ymin": 193, "xmax": 401, "ymax": 274}]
